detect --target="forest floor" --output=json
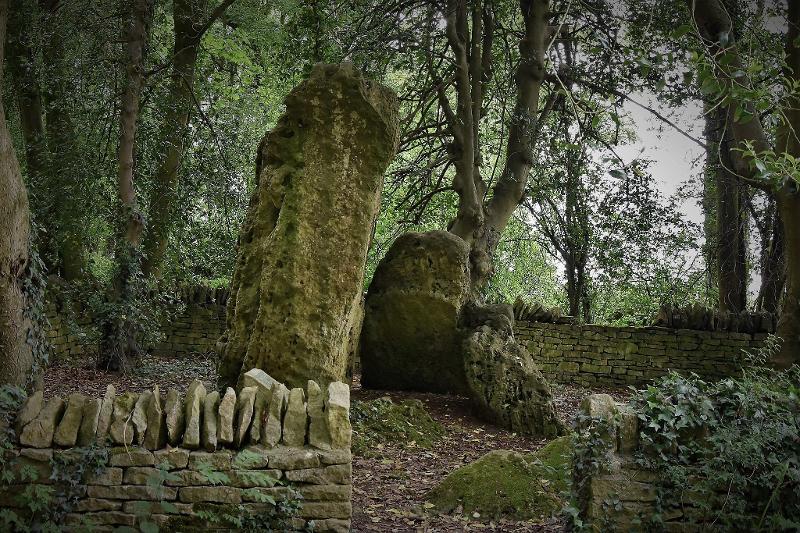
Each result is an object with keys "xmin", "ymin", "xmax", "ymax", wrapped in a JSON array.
[{"xmin": 44, "ymin": 352, "xmax": 629, "ymax": 533}]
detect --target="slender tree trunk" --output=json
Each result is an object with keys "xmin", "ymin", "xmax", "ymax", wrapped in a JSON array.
[
  {"xmin": 0, "ymin": 0, "xmax": 35, "ymax": 387},
  {"xmin": 774, "ymin": 190, "xmax": 800, "ymax": 367},
  {"xmin": 756, "ymin": 201, "xmax": 785, "ymax": 314}
]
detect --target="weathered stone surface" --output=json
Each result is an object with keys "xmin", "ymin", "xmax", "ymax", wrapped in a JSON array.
[
  {"xmin": 20, "ymin": 447, "xmax": 52, "ymax": 462},
  {"xmin": 75, "ymin": 498, "xmax": 122, "ymax": 512},
  {"xmin": 281, "ymin": 387, "xmax": 307, "ymax": 447},
  {"xmin": 87, "ymin": 485, "xmax": 177, "ymax": 501},
  {"xmin": 285, "ymin": 464, "xmax": 351, "ymax": 485},
  {"xmin": 178, "ymin": 486, "xmax": 241, "ymax": 504},
  {"xmin": 77, "ymin": 398, "xmax": 102, "ymax": 446},
  {"xmin": 182, "ymin": 380, "xmax": 207, "ymax": 449},
  {"xmin": 202, "ymin": 390, "xmax": 220, "ymax": 451},
  {"xmin": 20, "ymin": 396, "xmax": 65, "ymax": 448},
  {"xmin": 580, "ymin": 393, "xmax": 618, "ymax": 422},
  {"xmin": 234, "ymin": 386, "xmax": 257, "ymax": 447},
  {"xmin": 144, "ymin": 387, "xmax": 167, "ymax": 450},
  {"xmin": 326, "ymin": 382, "xmax": 351, "ymax": 449},
  {"xmin": 188, "ymin": 450, "xmax": 232, "ymax": 471},
  {"xmin": 318, "ymin": 448, "xmax": 351, "ymax": 466},
  {"xmin": 96, "ymin": 385, "xmax": 115, "ymax": 442},
  {"xmin": 300, "ymin": 484, "xmax": 352, "ymax": 501},
  {"xmin": 360, "ymin": 230, "xmax": 472, "ymax": 394},
  {"xmin": 53, "ymin": 393, "xmax": 86, "ymax": 447},
  {"xmin": 154, "ymin": 448, "xmax": 190, "ymax": 470},
  {"xmin": 15, "ymin": 390, "xmax": 43, "ymax": 434},
  {"xmin": 307, "ymin": 380, "xmax": 331, "ymax": 449},
  {"xmin": 234, "ymin": 446, "xmax": 270, "ymax": 469},
  {"xmin": 217, "ymin": 387, "xmax": 236, "ymax": 446},
  {"xmin": 262, "ymin": 383, "xmax": 287, "ymax": 447},
  {"xmin": 462, "ymin": 319, "xmax": 564, "ymax": 438},
  {"xmin": 109, "ymin": 392, "xmax": 138, "ymax": 445},
  {"xmin": 109, "ymin": 447, "xmax": 155, "ymax": 467},
  {"xmin": 65, "ymin": 510, "xmax": 136, "ymax": 526},
  {"xmin": 85, "ymin": 467, "xmax": 123, "ymax": 486},
  {"xmin": 123, "ymin": 466, "xmax": 161, "ymax": 485},
  {"xmin": 267, "ymin": 446, "xmax": 320, "ymax": 470},
  {"xmin": 164, "ymin": 389, "xmax": 185, "ymax": 447},
  {"xmin": 313, "ymin": 518, "xmax": 351, "ymax": 533},
  {"xmin": 299, "ymin": 501, "xmax": 352, "ymax": 520},
  {"xmin": 241, "ymin": 368, "xmax": 278, "ymax": 394},
  {"xmin": 217, "ymin": 63, "xmax": 400, "ymax": 391},
  {"xmin": 121, "ymin": 500, "xmax": 193, "ymax": 514},
  {"xmin": 249, "ymin": 387, "xmax": 270, "ymax": 443},
  {"xmin": 131, "ymin": 391, "xmax": 152, "ymax": 446}
]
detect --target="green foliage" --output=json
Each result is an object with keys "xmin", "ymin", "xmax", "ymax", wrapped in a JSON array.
[{"xmin": 351, "ymin": 397, "xmax": 445, "ymax": 457}]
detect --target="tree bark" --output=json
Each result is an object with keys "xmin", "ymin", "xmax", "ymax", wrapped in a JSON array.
[
  {"xmin": 0, "ymin": 0, "xmax": 35, "ymax": 387},
  {"xmin": 755, "ymin": 201, "xmax": 784, "ymax": 314}
]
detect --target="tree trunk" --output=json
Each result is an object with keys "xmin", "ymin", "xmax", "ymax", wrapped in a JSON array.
[
  {"xmin": 755, "ymin": 201, "xmax": 784, "ymax": 314},
  {"xmin": 0, "ymin": 0, "xmax": 35, "ymax": 387},
  {"xmin": 774, "ymin": 190, "xmax": 800, "ymax": 367}
]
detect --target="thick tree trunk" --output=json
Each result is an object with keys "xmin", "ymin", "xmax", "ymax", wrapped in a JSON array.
[
  {"xmin": 774, "ymin": 191, "xmax": 800, "ymax": 367},
  {"xmin": 0, "ymin": 0, "xmax": 35, "ymax": 387},
  {"xmin": 756, "ymin": 202, "xmax": 785, "ymax": 314}
]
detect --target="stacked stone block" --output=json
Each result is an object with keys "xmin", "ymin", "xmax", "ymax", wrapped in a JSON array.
[
  {"xmin": 516, "ymin": 322, "xmax": 767, "ymax": 386},
  {"xmin": 4, "ymin": 369, "xmax": 353, "ymax": 532}
]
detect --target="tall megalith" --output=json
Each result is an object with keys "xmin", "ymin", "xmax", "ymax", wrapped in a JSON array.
[{"xmin": 218, "ymin": 63, "xmax": 399, "ymax": 390}]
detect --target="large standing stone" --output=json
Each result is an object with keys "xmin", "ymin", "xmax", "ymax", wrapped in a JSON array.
[
  {"xmin": 360, "ymin": 230, "xmax": 472, "ymax": 394},
  {"xmin": 77, "ymin": 398, "xmax": 102, "ymax": 446},
  {"xmin": 282, "ymin": 387, "xmax": 307, "ymax": 447},
  {"xmin": 233, "ymin": 386, "xmax": 257, "ymax": 447},
  {"xmin": 164, "ymin": 389, "xmax": 185, "ymax": 447},
  {"xmin": 307, "ymin": 380, "xmax": 331, "ymax": 449},
  {"xmin": 217, "ymin": 387, "xmax": 236, "ymax": 446},
  {"xmin": 15, "ymin": 390, "xmax": 44, "ymax": 434},
  {"xmin": 217, "ymin": 63, "xmax": 400, "ymax": 390},
  {"xmin": 96, "ymin": 385, "xmax": 115, "ymax": 442},
  {"xmin": 182, "ymin": 380, "xmax": 207, "ymax": 449},
  {"xmin": 202, "ymin": 390, "xmax": 220, "ymax": 451},
  {"xmin": 20, "ymin": 396, "xmax": 65, "ymax": 448},
  {"xmin": 326, "ymin": 382, "xmax": 351, "ymax": 449},
  {"xmin": 131, "ymin": 391, "xmax": 152, "ymax": 446},
  {"xmin": 109, "ymin": 392, "xmax": 139, "ymax": 445},
  {"xmin": 262, "ymin": 383, "xmax": 288, "ymax": 448},
  {"xmin": 144, "ymin": 387, "xmax": 167, "ymax": 451},
  {"xmin": 53, "ymin": 393, "xmax": 86, "ymax": 447}
]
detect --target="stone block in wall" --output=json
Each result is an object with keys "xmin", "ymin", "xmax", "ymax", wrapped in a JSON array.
[
  {"xmin": 178, "ymin": 486, "xmax": 242, "ymax": 504},
  {"xmin": 284, "ymin": 463, "xmax": 352, "ymax": 485},
  {"xmin": 87, "ymin": 485, "xmax": 178, "ymax": 501}
]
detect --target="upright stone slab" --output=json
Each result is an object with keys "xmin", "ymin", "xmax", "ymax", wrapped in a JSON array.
[
  {"xmin": 183, "ymin": 380, "xmax": 207, "ymax": 449},
  {"xmin": 234, "ymin": 386, "xmax": 257, "ymax": 447},
  {"xmin": 360, "ymin": 230, "xmax": 472, "ymax": 394},
  {"xmin": 217, "ymin": 63, "xmax": 400, "ymax": 390},
  {"xmin": 96, "ymin": 385, "xmax": 116, "ymax": 442},
  {"xmin": 54, "ymin": 393, "xmax": 86, "ymax": 447},
  {"xmin": 262, "ymin": 383, "xmax": 288, "ymax": 448},
  {"xmin": 202, "ymin": 390, "xmax": 220, "ymax": 451},
  {"xmin": 144, "ymin": 387, "xmax": 167, "ymax": 451},
  {"xmin": 164, "ymin": 389, "xmax": 185, "ymax": 447},
  {"xmin": 250, "ymin": 387, "xmax": 270, "ymax": 443},
  {"xmin": 131, "ymin": 391, "xmax": 152, "ymax": 446},
  {"xmin": 326, "ymin": 382, "xmax": 351, "ymax": 449},
  {"xmin": 282, "ymin": 387, "xmax": 307, "ymax": 447},
  {"xmin": 20, "ymin": 396, "xmax": 65, "ymax": 448},
  {"xmin": 241, "ymin": 368, "xmax": 278, "ymax": 394},
  {"xmin": 217, "ymin": 387, "xmax": 236, "ymax": 446},
  {"xmin": 109, "ymin": 392, "xmax": 138, "ymax": 445},
  {"xmin": 77, "ymin": 398, "xmax": 102, "ymax": 446},
  {"xmin": 15, "ymin": 390, "xmax": 43, "ymax": 434},
  {"xmin": 307, "ymin": 380, "xmax": 331, "ymax": 449}
]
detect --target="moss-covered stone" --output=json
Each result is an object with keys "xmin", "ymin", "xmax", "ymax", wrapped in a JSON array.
[
  {"xmin": 351, "ymin": 397, "xmax": 444, "ymax": 457},
  {"xmin": 425, "ymin": 436, "xmax": 573, "ymax": 520}
]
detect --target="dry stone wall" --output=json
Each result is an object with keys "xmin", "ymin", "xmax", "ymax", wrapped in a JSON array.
[
  {"xmin": 516, "ymin": 321, "xmax": 767, "ymax": 386},
  {"xmin": 4, "ymin": 369, "xmax": 353, "ymax": 532}
]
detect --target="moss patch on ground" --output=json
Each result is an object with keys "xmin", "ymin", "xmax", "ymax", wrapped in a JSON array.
[
  {"xmin": 425, "ymin": 435, "xmax": 572, "ymax": 520},
  {"xmin": 351, "ymin": 397, "xmax": 445, "ymax": 457}
]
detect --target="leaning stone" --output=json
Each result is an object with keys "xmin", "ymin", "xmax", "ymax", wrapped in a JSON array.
[
  {"xmin": 307, "ymin": 380, "xmax": 330, "ymax": 450},
  {"xmin": 326, "ymin": 382, "xmax": 351, "ymax": 449},
  {"xmin": 202, "ymin": 390, "xmax": 220, "ymax": 452},
  {"xmin": 249, "ymin": 387, "xmax": 270, "ymax": 443},
  {"xmin": 77, "ymin": 398, "xmax": 102, "ymax": 446},
  {"xmin": 131, "ymin": 391, "xmax": 152, "ymax": 446},
  {"xmin": 164, "ymin": 389, "xmax": 185, "ymax": 447},
  {"xmin": 143, "ymin": 387, "xmax": 167, "ymax": 451},
  {"xmin": 109, "ymin": 392, "xmax": 138, "ymax": 445},
  {"xmin": 234, "ymin": 386, "xmax": 257, "ymax": 448},
  {"xmin": 262, "ymin": 383, "xmax": 287, "ymax": 447},
  {"xmin": 154, "ymin": 448, "xmax": 190, "ymax": 470},
  {"xmin": 241, "ymin": 368, "xmax": 278, "ymax": 395},
  {"xmin": 281, "ymin": 387, "xmax": 307, "ymax": 447},
  {"xmin": 96, "ymin": 385, "xmax": 116, "ymax": 442},
  {"xmin": 20, "ymin": 396, "xmax": 65, "ymax": 448},
  {"xmin": 182, "ymin": 380, "xmax": 207, "ymax": 449},
  {"xmin": 217, "ymin": 387, "xmax": 236, "ymax": 446},
  {"xmin": 53, "ymin": 393, "xmax": 86, "ymax": 447},
  {"xmin": 14, "ymin": 390, "xmax": 44, "ymax": 434}
]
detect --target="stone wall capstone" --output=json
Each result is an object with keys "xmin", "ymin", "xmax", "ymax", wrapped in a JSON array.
[{"xmin": 4, "ymin": 369, "xmax": 353, "ymax": 532}]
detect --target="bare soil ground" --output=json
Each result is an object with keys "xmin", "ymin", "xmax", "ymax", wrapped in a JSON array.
[{"xmin": 44, "ymin": 353, "xmax": 629, "ymax": 532}]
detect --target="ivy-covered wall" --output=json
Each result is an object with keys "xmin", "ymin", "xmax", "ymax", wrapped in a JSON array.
[{"xmin": 516, "ymin": 321, "xmax": 766, "ymax": 386}]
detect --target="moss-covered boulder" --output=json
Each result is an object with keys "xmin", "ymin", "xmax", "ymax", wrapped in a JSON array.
[
  {"xmin": 217, "ymin": 63, "xmax": 400, "ymax": 390},
  {"xmin": 360, "ymin": 230, "xmax": 472, "ymax": 394},
  {"xmin": 351, "ymin": 397, "xmax": 445, "ymax": 457},
  {"xmin": 426, "ymin": 436, "xmax": 572, "ymax": 520}
]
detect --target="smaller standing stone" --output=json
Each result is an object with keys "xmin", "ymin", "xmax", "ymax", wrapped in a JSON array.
[
  {"xmin": 241, "ymin": 368, "xmax": 279, "ymax": 394},
  {"xmin": 249, "ymin": 387, "xmax": 271, "ymax": 443},
  {"xmin": 53, "ymin": 393, "xmax": 87, "ymax": 447},
  {"xmin": 262, "ymin": 383, "xmax": 288, "ymax": 448},
  {"xmin": 217, "ymin": 387, "xmax": 236, "ymax": 446},
  {"xmin": 95, "ymin": 385, "xmax": 116, "ymax": 442},
  {"xmin": 144, "ymin": 387, "xmax": 167, "ymax": 451},
  {"xmin": 183, "ymin": 380, "xmax": 207, "ymax": 449},
  {"xmin": 20, "ymin": 396, "xmax": 66, "ymax": 448},
  {"xmin": 131, "ymin": 391, "xmax": 152, "ymax": 446},
  {"xmin": 326, "ymin": 382, "xmax": 351, "ymax": 449},
  {"xmin": 77, "ymin": 398, "xmax": 102, "ymax": 445},
  {"xmin": 164, "ymin": 389, "xmax": 185, "ymax": 447},
  {"xmin": 282, "ymin": 387, "xmax": 307, "ymax": 447},
  {"xmin": 15, "ymin": 390, "xmax": 44, "ymax": 434},
  {"xmin": 307, "ymin": 380, "xmax": 331, "ymax": 450},
  {"xmin": 234, "ymin": 386, "xmax": 257, "ymax": 448},
  {"xmin": 202, "ymin": 390, "xmax": 220, "ymax": 451},
  {"xmin": 109, "ymin": 392, "xmax": 138, "ymax": 445}
]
